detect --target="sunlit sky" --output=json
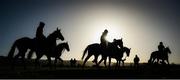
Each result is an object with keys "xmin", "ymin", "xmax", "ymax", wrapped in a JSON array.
[{"xmin": 0, "ymin": 0, "xmax": 180, "ymax": 64}]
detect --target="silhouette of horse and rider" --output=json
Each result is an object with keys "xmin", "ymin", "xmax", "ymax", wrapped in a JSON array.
[
  {"xmin": 7, "ymin": 22, "xmax": 70, "ymax": 68},
  {"xmin": 148, "ymin": 42, "xmax": 171, "ymax": 65},
  {"xmin": 82, "ymin": 29, "xmax": 131, "ymax": 67},
  {"xmin": 7, "ymin": 22, "xmax": 172, "ymax": 69}
]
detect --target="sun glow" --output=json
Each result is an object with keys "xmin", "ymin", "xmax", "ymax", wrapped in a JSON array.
[{"xmin": 91, "ymin": 25, "xmax": 122, "ymax": 44}]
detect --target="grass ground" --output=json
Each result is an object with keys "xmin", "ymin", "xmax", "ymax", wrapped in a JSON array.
[{"xmin": 0, "ymin": 56, "xmax": 179, "ymax": 79}]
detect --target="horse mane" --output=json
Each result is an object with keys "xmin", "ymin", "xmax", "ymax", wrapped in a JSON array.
[
  {"xmin": 165, "ymin": 47, "xmax": 171, "ymax": 54},
  {"xmin": 123, "ymin": 46, "xmax": 130, "ymax": 55},
  {"xmin": 57, "ymin": 42, "xmax": 66, "ymax": 48},
  {"xmin": 123, "ymin": 46, "xmax": 129, "ymax": 50},
  {"xmin": 47, "ymin": 30, "xmax": 56, "ymax": 39}
]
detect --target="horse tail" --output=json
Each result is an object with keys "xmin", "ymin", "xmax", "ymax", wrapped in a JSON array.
[
  {"xmin": 8, "ymin": 40, "xmax": 17, "ymax": 58},
  {"xmin": 82, "ymin": 45, "xmax": 89, "ymax": 60}
]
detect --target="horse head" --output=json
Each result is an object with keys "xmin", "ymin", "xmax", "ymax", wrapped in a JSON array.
[
  {"xmin": 124, "ymin": 47, "xmax": 131, "ymax": 57},
  {"xmin": 64, "ymin": 42, "xmax": 70, "ymax": 51},
  {"xmin": 165, "ymin": 47, "xmax": 171, "ymax": 54},
  {"xmin": 54, "ymin": 28, "xmax": 64, "ymax": 41},
  {"xmin": 113, "ymin": 38, "xmax": 123, "ymax": 48}
]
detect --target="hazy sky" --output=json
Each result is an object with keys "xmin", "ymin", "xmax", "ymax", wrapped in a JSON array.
[{"xmin": 0, "ymin": 0, "xmax": 180, "ymax": 63}]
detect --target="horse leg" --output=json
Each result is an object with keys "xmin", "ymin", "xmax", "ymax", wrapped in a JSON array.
[
  {"xmin": 121, "ymin": 60, "xmax": 123, "ymax": 67},
  {"xmin": 82, "ymin": 54, "xmax": 92, "ymax": 67},
  {"xmin": 35, "ymin": 54, "xmax": 42, "ymax": 68},
  {"xmin": 58, "ymin": 57, "xmax": 63, "ymax": 66},
  {"xmin": 47, "ymin": 56, "xmax": 52, "ymax": 69},
  {"xmin": 108, "ymin": 57, "xmax": 111, "ymax": 68},
  {"xmin": 98, "ymin": 56, "xmax": 107, "ymax": 67},
  {"xmin": 115, "ymin": 59, "xmax": 118, "ymax": 69},
  {"xmin": 166, "ymin": 58, "xmax": 170, "ymax": 65},
  {"xmin": 104, "ymin": 57, "xmax": 107, "ymax": 67},
  {"xmin": 161, "ymin": 59, "xmax": 165, "ymax": 64},
  {"xmin": 14, "ymin": 48, "xmax": 27, "ymax": 69},
  {"xmin": 92, "ymin": 55, "xmax": 96, "ymax": 63},
  {"xmin": 117, "ymin": 60, "xmax": 120, "ymax": 67},
  {"xmin": 167, "ymin": 60, "xmax": 169, "ymax": 65},
  {"xmin": 12, "ymin": 52, "xmax": 21, "ymax": 69},
  {"xmin": 27, "ymin": 50, "xmax": 34, "ymax": 59},
  {"xmin": 98, "ymin": 57, "xmax": 104, "ymax": 65},
  {"xmin": 14, "ymin": 53, "xmax": 20, "ymax": 60},
  {"xmin": 118, "ymin": 60, "xmax": 121, "ymax": 67},
  {"xmin": 94, "ymin": 55, "xmax": 99, "ymax": 66},
  {"xmin": 152, "ymin": 58, "xmax": 155, "ymax": 64},
  {"xmin": 21, "ymin": 51, "xmax": 27, "ymax": 70},
  {"xmin": 58, "ymin": 57, "xmax": 63, "ymax": 62},
  {"xmin": 157, "ymin": 58, "xmax": 160, "ymax": 64},
  {"xmin": 54, "ymin": 57, "xmax": 58, "ymax": 68}
]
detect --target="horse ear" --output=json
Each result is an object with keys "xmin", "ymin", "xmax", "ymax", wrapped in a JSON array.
[
  {"xmin": 130, "ymin": 48, "xmax": 131, "ymax": 50},
  {"xmin": 56, "ymin": 28, "xmax": 59, "ymax": 31}
]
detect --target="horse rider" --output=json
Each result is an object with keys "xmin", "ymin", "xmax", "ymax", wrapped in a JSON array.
[
  {"xmin": 36, "ymin": 22, "xmax": 46, "ymax": 41},
  {"xmin": 158, "ymin": 42, "xmax": 165, "ymax": 55},
  {"xmin": 35, "ymin": 22, "xmax": 46, "ymax": 48},
  {"xmin": 92, "ymin": 29, "xmax": 109, "ymax": 63},
  {"xmin": 100, "ymin": 29, "xmax": 109, "ymax": 49}
]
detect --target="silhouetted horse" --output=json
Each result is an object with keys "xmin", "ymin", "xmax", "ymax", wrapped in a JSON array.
[
  {"xmin": 28, "ymin": 28, "xmax": 65, "ymax": 67},
  {"xmin": 53, "ymin": 42, "xmax": 70, "ymax": 65},
  {"xmin": 81, "ymin": 39, "xmax": 123, "ymax": 67},
  {"xmin": 148, "ymin": 47, "xmax": 171, "ymax": 64},
  {"xmin": 8, "ymin": 28, "xmax": 64, "ymax": 68},
  {"xmin": 112, "ymin": 46, "xmax": 130, "ymax": 67},
  {"xmin": 98, "ymin": 46, "xmax": 131, "ymax": 67}
]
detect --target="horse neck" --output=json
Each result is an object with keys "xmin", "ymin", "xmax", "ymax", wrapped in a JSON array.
[
  {"xmin": 57, "ymin": 43, "xmax": 66, "ymax": 51},
  {"xmin": 47, "ymin": 32, "xmax": 56, "ymax": 42},
  {"xmin": 111, "ymin": 42, "xmax": 119, "ymax": 52},
  {"xmin": 164, "ymin": 48, "xmax": 170, "ymax": 54},
  {"xmin": 109, "ymin": 42, "xmax": 118, "ymax": 47},
  {"xmin": 123, "ymin": 47, "xmax": 128, "ymax": 54}
]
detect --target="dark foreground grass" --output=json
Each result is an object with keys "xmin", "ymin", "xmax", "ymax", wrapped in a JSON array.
[
  {"xmin": 0, "ymin": 63, "xmax": 179, "ymax": 79},
  {"xmin": 0, "ymin": 57, "xmax": 179, "ymax": 79}
]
